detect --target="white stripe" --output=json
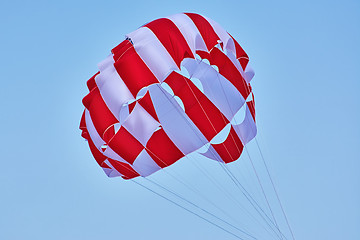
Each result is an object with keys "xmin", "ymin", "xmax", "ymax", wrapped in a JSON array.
[
  {"xmin": 202, "ymin": 15, "xmax": 254, "ymax": 82},
  {"xmin": 103, "ymin": 160, "xmax": 123, "ymax": 178},
  {"xmin": 199, "ymin": 123, "xmax": 236, "ymax": 162},
  {"xmin": 182, "ymin": 58, "xmax": 246, "ymax": 121},
  {"xmin": 166, "ymin": 13, "xmax": 208, "ymax": 54},
  {"xmin": 244, "ymin": 63, "xmax": 255, "ymax": 83},
  {"xmin": 122, "ymin": 102, "xmax": 160, "ymax": 146},
  {"xmin": 198, "ymin": 144, "xmax": 223, "ymax": 162},
  {"xmin": 84, "ymin": 110, "xmax": 105, "ymax": 148},
  {"xmin": 84, "ymin": 110, "xmax": 128, "ymax": 164},
  {"xmin": 232, "ymin": 104, "xmax": 257, "ymax": 144},
  {"xmin": 98, "ymin": 54, "xmax": 115, "ymax": 72},
  {"xmin": 203, "ymin": 16, "xmax": 233, "ymax": 51},
  {"xmin": 132, "ymin": 149, "xmax": 161, "ymax": 177},
  {"xmin": 223, "ymin": 37, "xmax": 237, "ymax": 56},
  {"xmin": 103, "ymin": 146, "xmax": 128, "ymax": 164},
  {"xmin": 210, "ymin": 123, "xmax": 231, "ymax": 144},
  {"xmin": 148, "ymin": 84, "xmax": 208, "ymax": 155},
  {"xmin": 126, "ymin": 27, "xmax": 178, "ymax": 82},
  {"xmin": 166, "ymin": 14, "xmax": 253, "ymax": 84},
  {"xmin": 226, "ymin": 50, "xmax": 254, "ymax": 83},
  {"xmin": 94, "ymin": 55, "xmax": 134, "ymax": 120}
]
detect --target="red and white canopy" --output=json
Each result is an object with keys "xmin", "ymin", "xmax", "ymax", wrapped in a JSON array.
[{"xmin": 80, "ymin": 13, "xmax": 256, "ymax": 179}]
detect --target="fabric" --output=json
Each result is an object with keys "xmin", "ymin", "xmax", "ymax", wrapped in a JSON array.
[{"xmin": 80, "ymin": 13, "xmax": 256, "ymax": 179}]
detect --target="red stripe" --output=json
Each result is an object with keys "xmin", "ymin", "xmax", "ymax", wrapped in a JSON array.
[
  {"xmin": 209, "ymin": 47, "xmax": 251, "ymax": 99},
  {"xmin": 107, "ymin": 159, "xmax": 140, "ymax": 179},
  {"xmin": 165, "ymin": 72, "xmax": 228, "ymax": 141},
  {"xmin": 112, "ymin": 40, "xmax": 133, "ymax": 61},
  {"xmin": 82, "ymin": 87, "xmax": 118, "ymax": 137},
  {"xmin": 146, "ymin": 128, "xmax": 184, "ymax": 168},
  {"xmin": 102, "ymin": 124, "xmax": 116, "ymax": 143},
  {"xmin": 196, "ymin": 50, "xmax": 211, "ymax": 62},
  {"xmin": 81, "ymin": 130, "xmax": 89, "ymax": 140},
  {"xmin": 87, "ymin": 136, "xmax": 107, "ymax": 167},
  {"xmin": 79, "ymin": 110, "xmax": 88, "ymax": 139},
  {"xmin": 212, "ymin": 126, "xmax": 243, "ymax": 163},
  {"xmin": 145, "ymin": 18, "xmax": 194, "ymax": 68},
  {"xmin": 137, "ymin": 91, "xmax": 159, "ymax": 122},
  {"xmin": 113, "ymin": 47, "xmax": 159, "ymax": 97},
  {"xmin": 247, "ymin": 99, "xmax": 256, "ymax": 121},
  {"xmin": 108, "ymin": 126, "xmax": 144, "ymax": 164},
  {"xmin": 80, "ymin": 110, "xmax": 86, "ymax": 130},
  {"xmin": 185, "ymin": 13, "xmax": 220, "ymax": 51},
  {"xmin": 86, "ymin": 72, "xmax": 99, "ymax": 91},
  {"xmin": 229, "ymin": 35, "xmax": 249, "ymax": 70},
  {"xmin": 86, "ymin": 72, "xmax": 100, "ymax": 91},
  {"xmin": 128, "ymin": 101, "xmax": 136, "ymax": 113},
  {"xmin": 87, "ymin": 124, "xmax": 140, "ymax": 179},
  {"xmin": 101, "ymin": 162, "xmax": 111, "ymax": 169}
]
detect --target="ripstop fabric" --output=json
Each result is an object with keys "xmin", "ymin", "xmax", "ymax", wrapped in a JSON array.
[{"xmin": 80, "ymin": 13, "xmax": 256, "ymax": 179}]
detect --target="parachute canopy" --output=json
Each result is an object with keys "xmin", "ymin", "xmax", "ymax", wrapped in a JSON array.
[{"xmin": 80, "ymin": 13, "xmax": 256, "ymax": 179}]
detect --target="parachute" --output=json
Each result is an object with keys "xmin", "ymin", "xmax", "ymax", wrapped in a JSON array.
[
  {"xmin": 80, "ymin": 13, "xmax": 256, "ymax": 179},
  {"xmin": 79, "ymin": 13, "xmax": 294, "ymax": 240}
]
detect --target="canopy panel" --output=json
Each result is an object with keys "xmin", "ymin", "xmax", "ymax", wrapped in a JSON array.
[{"xmin": 80, "ymin": 13, "xmax": 256, "ymax": 179}]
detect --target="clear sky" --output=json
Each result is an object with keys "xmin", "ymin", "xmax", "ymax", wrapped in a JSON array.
[{"xmin": 0, "ymin": 0, "xmax": 359, "ymax": 239}]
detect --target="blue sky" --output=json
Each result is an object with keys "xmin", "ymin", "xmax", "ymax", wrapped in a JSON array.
[{"xmin": 0, "ymin": 0, "xmax": 359, "ymax": 239}]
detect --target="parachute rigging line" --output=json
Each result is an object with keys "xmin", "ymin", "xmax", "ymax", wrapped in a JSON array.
[
  {"xmin": 149, "ymin": 157, "xmax": 251, "ymax": 232},
  {"xmin": 145, "ymin": 178, "xmax": 257, "ymax": 239},
  {"xmin": 255, "ymin": 138, "xmax": 296, "ymax": 240},
  {"xmin": 214, "ymin": 154, "xmax": 285, "ymax": 240},
  {"xmin": 79, "ymin": 12, "xmax": 294, "ymax": 240},
  {"xmin": 137, "ymin": 135, "xmax": 259, "ymax": 238},
  {"xmin": 180, "ymin": 56, "xmax": 285, "ymax": 239},
  {"xmin": 206, "ymin": 56, "xmax": 287, "ymax": 239},
  {"xmin": 245, "ymin": 146, "xmax": 283, "ymax": 240},
  {"xmin": 123, "ymin": 113, "xmax": 262, "ymax": 239},
  {"xmin": 165, "ymin": 55, "xmax": 283, "ymax": 239},
  {"xmin": 131, "ymin": 179, "xmax": 247, "ymax": 240},
  {"xmin": 154, "ymin": 62, "xmax": 282, "ymax": 239}
]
